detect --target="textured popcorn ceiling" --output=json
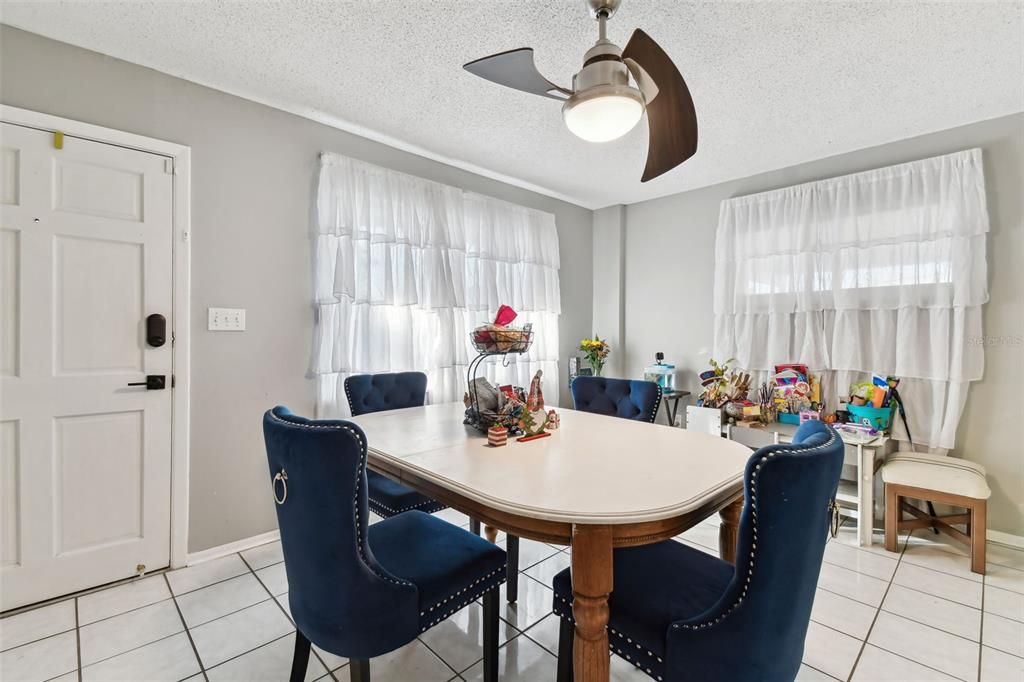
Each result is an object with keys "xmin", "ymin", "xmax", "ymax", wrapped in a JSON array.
[{"xmin": 2, "ymin": 1, "xmax": 1021, "ymax": 209}]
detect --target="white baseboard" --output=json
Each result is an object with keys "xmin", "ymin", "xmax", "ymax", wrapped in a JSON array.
[
  {"xmin": 186, "ymin": 530, "xmax": 280, "ymax": 567},
  {"xmin": 988, "ymin": 529, "xmax": 1024, "ymax": 550}
]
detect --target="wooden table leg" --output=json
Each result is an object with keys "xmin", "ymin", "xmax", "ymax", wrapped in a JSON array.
[
  {"xmin": 719, "ymin": 498, "xmax": 743, "ymax": 564},
  {"xmin": 571, "ymin": 524, "xmax": 612, "ymax": 682},
  {"xmin": 484, "ymin": 525, "xmax": 498, "ymax": 543}
]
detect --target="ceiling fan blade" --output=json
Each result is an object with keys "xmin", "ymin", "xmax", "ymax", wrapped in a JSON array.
[
  {"xmin": 622, "ymin": 29, "xmax": 698, "ymax": 182},
  {"xmin": 464, "ymin": 48, "xmax": 570, "ymax": 101}
]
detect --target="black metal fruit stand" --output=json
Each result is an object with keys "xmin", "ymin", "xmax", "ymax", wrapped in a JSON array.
[{"xmin": 464, "ymin": 328, "xmax": 534, "ymax": 434}]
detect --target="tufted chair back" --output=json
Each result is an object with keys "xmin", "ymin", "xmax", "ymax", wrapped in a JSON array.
[
  {"xmin": 571, "ymin": 376, "xmax": 662, "ymax": 423},
  {"xmin": 344, "ymin": 372, "xmax": 428, "ymax": 416},
  {"xmin": 262, "ymin": 407, "xmax": 419, "ymax": 659},
  {"xmin": 666, "ymin": 420, "xmax": 845, "ymax": 681}
]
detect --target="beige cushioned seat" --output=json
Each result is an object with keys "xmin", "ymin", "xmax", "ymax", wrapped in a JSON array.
[{"xmin": 881, "ymin": 452, "xmax": 991, "ymax": 500}]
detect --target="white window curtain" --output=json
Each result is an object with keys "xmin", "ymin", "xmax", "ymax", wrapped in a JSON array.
[
  {"xmin": 713, "ymin": 149, "xmax": 989, "ymax": 449},
  {"xmin": 312, "ymin": 153, "xmax": 561, "ymax": 417}
]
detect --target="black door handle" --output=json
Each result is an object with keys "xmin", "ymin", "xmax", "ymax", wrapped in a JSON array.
[{"xmin": 127, "ymin": 375, "xmax": 166, "ymax": 390}]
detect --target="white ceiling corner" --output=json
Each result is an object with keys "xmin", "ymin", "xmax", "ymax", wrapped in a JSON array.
[{"xmin": 2, "ymin": 0, "xmax": 1021, "ymax": 209}]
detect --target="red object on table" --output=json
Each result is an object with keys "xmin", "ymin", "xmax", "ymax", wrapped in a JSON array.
[
  {"xmin": 517, "ymin": 431, "xmax": 552, "ymax": 443},
  {"xmin": 493, "ymin": 304, "xmax": 517, "ymax": 326}
]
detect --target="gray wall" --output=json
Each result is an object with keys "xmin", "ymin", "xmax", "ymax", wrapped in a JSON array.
[
  {"xmin": 621, "ymin": 114, "xmax": 1024, "ymax": 535},
  {"xmin": 591, "ymin": 205, "xmax": 626, "ymax": 377},
  {"xmin": 0, "ymin": 26, "xmax": 594, "ymax": 553}
]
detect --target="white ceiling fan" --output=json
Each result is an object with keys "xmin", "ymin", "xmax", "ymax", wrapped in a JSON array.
[{"xmin": 463, "ymin": 0, "xmax": 698, "ymax": 182}]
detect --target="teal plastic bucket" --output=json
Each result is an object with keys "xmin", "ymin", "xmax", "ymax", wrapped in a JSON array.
[{"xmin": 847, "ymin": 404, "xmax": 894, "ymax": 430}]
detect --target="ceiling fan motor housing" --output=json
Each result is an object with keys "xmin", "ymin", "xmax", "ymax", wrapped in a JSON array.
[{"xmin": 565, "ymin": 39, "xmax": 646, "ymax": 118}]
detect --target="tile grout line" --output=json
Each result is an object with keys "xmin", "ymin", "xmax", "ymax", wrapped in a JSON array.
[
  {"xmin": 76, "ymin": 630, "xmax": 184, "ymax": 673},
  {"xmin": 169, "ymin": 567, "xmax": 252, "ymax": 599},
  {"xmin": 813, "ymin": 584, "xmax": 888, "ymax": 611},
  {"xmin": 164, "ymin": 572, "xmax": 210, "ymax": 682},
  {"xmin": 844, "ymin": 525, "xmax": 906, "ymax": 682},
  {"xmin": 0, "ymin": 570, "xmax": 173, "ymax": 621},
  {"xmin": 0, "ymin": 626, "xmax": 79, "ymax": 656},
  {"xmin": 74, "ymin": 594, "xmax": 177, "ymax": 630},
  {"xmin": 875, "ymin": 605, "xmax": 985, "ymax": 645},
  {"xmin": 977, "ymin": 571, "xmax": 985, "ymax": 682},
  {"xmin": 846, "ymin": 529, "xmax": 985, "ymax": 682},
  {"xmin": 884, "ymin": 579, "xmax": 983, "ymax": 611},
  {"xmin": 417, "ymin": 633, "xmax": 466, "ymax": 678},
  {"xmin": 74, "ymin": 597, "xmax": 83, "ymax": 682},
  {"xmin": 239, "ymin": 551, "xmax": 340, "ymax": 681},
  {"xmin": 801, "ymin": 662, "xmax": 841, "ymax": 681}
]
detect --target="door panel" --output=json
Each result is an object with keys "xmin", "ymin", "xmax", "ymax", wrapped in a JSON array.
[
  {"xmin": 1, "ymin": 420, "xmax": 19, "ymax": 567},
  {"xmin": 1, "ymin": 147, "xmax": 18, "ymax": 205},
  {"xmin": 0, "ymin": 121, "xmax": 173, "ymax": 610},
  {"xmin": 55, "ymin": 235, "xmax": 144, "ymax": 374},
  {"xmin": 55, "ymin": 411, "xmax": 144, "ymax": 555},
  {"xmin": 53, "ymin": 158, "xmax": 145, "ymax": 223},
  {"xmin": 1, "ymin": 228, "xmax": 18, "ymax": 376}
]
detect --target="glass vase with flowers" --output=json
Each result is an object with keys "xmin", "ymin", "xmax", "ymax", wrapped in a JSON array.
[{"xmin": 579, "ymin": 336, "xmax": 611, "ymax": 376}]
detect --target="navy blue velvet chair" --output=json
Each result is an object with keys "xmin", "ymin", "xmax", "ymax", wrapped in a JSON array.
[
  {"xmin": 552, "ymin": 420, "xmax": 844, "ymax": 682},
  {"xmin": 263, "ymin": 407, "xmax": 506, "ymax": 682},
  {"xmin": 346, "ymin": 371, "xmax": 524, "ymax": 603},
  {"xmin": 344, "ymin": 372, "xmax": 445, "ymax": 518},
  {"xmin": 571, "ymin": 376, "xmax": 663, "ymax": 423}
]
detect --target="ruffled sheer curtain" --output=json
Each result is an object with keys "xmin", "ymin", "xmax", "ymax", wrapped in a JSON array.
[
  {"xmin": 713, "ymin": 149, "xmax": 989, "ymax": 449},
  {"xmin": 313, "ymin": 153, "xmax": 561, "ymax": 417}
]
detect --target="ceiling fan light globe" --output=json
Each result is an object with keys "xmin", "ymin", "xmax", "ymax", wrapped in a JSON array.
[{"xmin": 562, "ymin": 86, "xmax": 644, "ymax": 143}]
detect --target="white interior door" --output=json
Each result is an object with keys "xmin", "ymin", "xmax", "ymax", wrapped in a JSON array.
[{"xmin": 0, "ymin": 122, "xmax": 174, "ymax": 611}]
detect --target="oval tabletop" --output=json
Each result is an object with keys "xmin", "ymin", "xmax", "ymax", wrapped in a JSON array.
[{"xmin": 349, "ymin": 402, "xmax": 751, "ymax": 525}]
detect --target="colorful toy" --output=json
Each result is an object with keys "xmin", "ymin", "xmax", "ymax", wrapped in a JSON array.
[{"xmin": 546, "ymin": 409, "xmax": 560, "ymax": 429}]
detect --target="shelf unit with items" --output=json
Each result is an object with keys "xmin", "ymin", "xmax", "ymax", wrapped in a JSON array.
[{"xmin": 722, "ymin": 421, "xmax": 895, "ymax": 546}]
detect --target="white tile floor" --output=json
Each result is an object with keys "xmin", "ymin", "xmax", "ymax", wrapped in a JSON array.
[{"xmin": 1, "ymin": 509, "xmax": 1022, "ymax": 682}]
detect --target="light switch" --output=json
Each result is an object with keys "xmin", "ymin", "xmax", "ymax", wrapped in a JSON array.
[{"xmin": 208, "ymin": 307, "xmax": 246, "ymax": 331}]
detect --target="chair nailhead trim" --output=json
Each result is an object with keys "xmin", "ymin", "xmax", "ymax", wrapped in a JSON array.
[
  {"xmin": 418, "ymin": 570, "xmax": 506, "ymax": 632},
  {"xmin": 551, "ymin": 429, "xmax": 838, "ymax": 681},
  {"xmin": 554, "ymin": 605, "xmax": 664, "ymax": 680},
  {"xmin": 648, "ymin": 386, "xmax": 663, "ymax": 424},
  {"xmin": 671, "ymin": 430, "xmax": 839, "ymax": 632},
  {"xmin": 368, "ymin": 497, "xmax": 447, "ymax": 517},
  {"xmin": 419, "ymin": 566, "xmax": 506, "ymax": 616},
  {"xmin": 268, "ymin": 412, "xmax": 413, "ymax": 590}
]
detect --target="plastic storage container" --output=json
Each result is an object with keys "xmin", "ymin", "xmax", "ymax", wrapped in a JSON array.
[
  {"xmin": 847, "ymin": 404, "xmax": 895, "ymax": 430},
  {"xmin": 644, "ymin": 359, "xmax": 677, "ymax": 392}
]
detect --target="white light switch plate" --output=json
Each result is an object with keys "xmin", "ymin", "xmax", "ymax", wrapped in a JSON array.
[{"xmin": 208, "ymin": 307, "xmax": 246, "ymax": 331}]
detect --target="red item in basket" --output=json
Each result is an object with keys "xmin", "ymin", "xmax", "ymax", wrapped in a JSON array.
[{"xmin": 493, "ymin": 305, "xmax": 517, "ymax": 327}]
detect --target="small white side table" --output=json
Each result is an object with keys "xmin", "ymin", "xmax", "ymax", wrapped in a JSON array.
[{"xmin": 723, "ymin": 421, "xmax": 895, "ymax": 546}]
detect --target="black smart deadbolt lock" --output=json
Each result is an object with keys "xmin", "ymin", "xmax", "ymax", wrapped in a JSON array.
[{"xmin": 146, "ymin": 314, "xmax": 167, "ymax": 347}]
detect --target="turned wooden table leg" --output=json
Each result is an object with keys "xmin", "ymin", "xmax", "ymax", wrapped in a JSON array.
[
  {"xmin": 484, "ymin": 524, "xmax": 498, "ymax": 543},
  {"xmin": 571, "ymin": 524, "xmax": 612, "ymax": 682},
  {"xmin": 719, "ymin": 497, "xmax": 743, "ymax": 564}
]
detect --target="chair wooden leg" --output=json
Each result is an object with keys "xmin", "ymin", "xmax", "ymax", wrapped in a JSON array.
[
  {"xmin": 349, "ymin": 658, "xmax": 370, "ymax": 682},
  {"xmin": 290, "ymin": 630, "xmax": 311, "ymax": 682},
  {"xmin": 482, "ymin": 588, "xmax": 499, "ymax": 682},
  {"xmin": 970, "ymin": 500, "xmax": 987, "ymax": 575},
  {"xmin": 885, "ymin": 484, "xmax": 900, "ymax": 553},
  {"xmin": 506, "ymin": 535, "xmax": 520, "ymax": 603},
  {"xmin": 556, "ymin": 616, "xmax": 574, "ymax": 682},
  {"xmin": 470, "ymin": 518, "xmax": 480, "ymax": 536}
]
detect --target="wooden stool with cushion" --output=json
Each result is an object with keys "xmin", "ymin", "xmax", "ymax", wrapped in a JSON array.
[{"xmin": 881, "ymin": 452, "xmax": 991, "ymax": 574}]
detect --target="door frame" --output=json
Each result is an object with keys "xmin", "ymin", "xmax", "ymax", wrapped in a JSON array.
[{"xmin": 1, "ymin": 105, "xmax": 192, "ymax": 570}]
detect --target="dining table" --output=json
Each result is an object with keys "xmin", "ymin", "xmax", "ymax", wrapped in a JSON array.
[{"xmin": 349, "ymin": 402, "xmax": 753, "ymax": 682}]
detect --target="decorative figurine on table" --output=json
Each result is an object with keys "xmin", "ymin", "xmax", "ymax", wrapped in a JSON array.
[
  {"xmin": 487, "ymin": 424, "xmax": 508, "ymax": 447},
  {"xmin": 517, "ymin": 370, "xmax": 551, "ymax": 441},
  {"xmin": 546, "ymin": 409, "xmax": 560, "ymax": 430}
]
